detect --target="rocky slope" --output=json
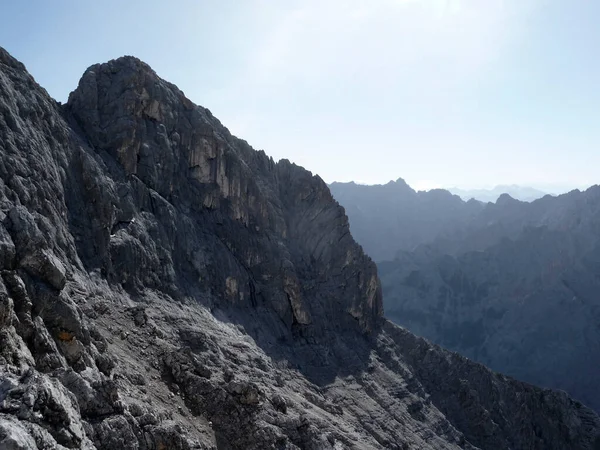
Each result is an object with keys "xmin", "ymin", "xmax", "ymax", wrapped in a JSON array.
[{"xmin": 1, "ymin": 47, "xmax": 600, "ymax": 449}]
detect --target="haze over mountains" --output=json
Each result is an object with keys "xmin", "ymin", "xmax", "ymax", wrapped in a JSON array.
[
  {"xmin": 2, "ymin": 47, "xmax": 600, "ymax": 449},
  {"xmin": 447, "ymin": 185, "xmax": 548, "ymax": 203},
  {"xmin": 331, "ymin": 177, "xmax": 600, "ymax": 413},
  {"xmin": 329, "ymin": 179, "xmax": 481, "ymax": 262}
]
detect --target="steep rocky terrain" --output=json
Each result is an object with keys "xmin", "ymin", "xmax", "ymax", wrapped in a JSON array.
[
  {"xmin": 1, "ymin": 46, "xmax": 600, "ymax": 449},
  {"xmin": 380, "ymin": 193, "xmax": 600, "ymax": 412}
]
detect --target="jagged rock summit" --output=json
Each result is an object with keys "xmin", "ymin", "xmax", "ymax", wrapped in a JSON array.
[
  {"xmin": 1, "ymin": 47, "xmax": 600, "ymax": 449},
  {"xmin": 65, "ymin": 53, "xmax": 383, "ymax": 338}
]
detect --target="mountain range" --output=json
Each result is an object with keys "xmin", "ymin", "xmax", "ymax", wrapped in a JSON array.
[
  {"xmin": 1, "ymin": 47, "xmax": 600, "ymax": 449},
  {"xmin": 447, "ymin": 185, "xmax": 548, "ymax": 203},
  {"xmin": 329, "ymin": 179, "xmax": 483, "ymax": 262},
  {"xmin": 331, "ymin": 178, "xmax": 600, "ymax": 413}
]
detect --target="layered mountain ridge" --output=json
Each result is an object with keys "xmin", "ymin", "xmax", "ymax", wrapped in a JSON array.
[
  {"xmin": 1, "ymin": 47, "xmax": 600, "ymax": 449},
  {"xmin": 329, "ymin": 179, "xmax": 589, "ymax": 262},
  {"xmin": 331, "ymin": 177, "xmax": 600, "ymax": 413},
  {"xmin": 328, "ymin": 180, "xmax": 483, "ymax": 262}
]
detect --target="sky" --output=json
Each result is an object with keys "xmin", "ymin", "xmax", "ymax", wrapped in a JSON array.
[{"xmin": 1, "ymin": 0, "xmax": 599, "ymax": 192}]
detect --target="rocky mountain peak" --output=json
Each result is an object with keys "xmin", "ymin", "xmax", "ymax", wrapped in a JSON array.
[
  {"xmin": 389, "ymin": 177, "xmax": 413, "ymax": 190},
  {"xmin": 64, "ymin": 52, "xmax": 383, "ymax": 337},
  {"xmin": 495, "ymin": 192, "xmax": 520, "ymax": 205},
  {"xmin": 2, "ymin": 47, "xmax": 600, "ymax": 449}
]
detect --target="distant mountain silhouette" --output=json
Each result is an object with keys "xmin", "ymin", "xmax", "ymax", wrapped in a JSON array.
[
  {"xmin": 448, "ymin": 185, "xmax": 548, "ymax": 203},
  {"xmin": 332, "ymin": 178, "xmax": 600, "ymax": 412},
  {"xmin": 329, "ymin": 179, "xmax": 483, "ymax": 261}
]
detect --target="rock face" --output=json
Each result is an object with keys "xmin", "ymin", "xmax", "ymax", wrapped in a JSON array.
[
  {"xmin": 64, "ymin": 55, "xmax": 382, "ymax": 338},
  {"xmin": 1, "ymin": 46, "xmax": 600, "ymax": 449}
]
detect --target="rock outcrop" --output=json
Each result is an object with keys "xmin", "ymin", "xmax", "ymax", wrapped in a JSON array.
[{"xmin": 1, "ymin": 46, "xmax": 600, "ymax": 449}]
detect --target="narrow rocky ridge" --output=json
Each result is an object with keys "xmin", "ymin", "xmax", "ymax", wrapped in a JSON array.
[{"xmin": 1, "ymin": 46, "xmax": 600, "ymax": 449}]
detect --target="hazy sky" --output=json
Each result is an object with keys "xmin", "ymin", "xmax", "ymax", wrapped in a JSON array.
[{"xmin": 2, "ymin": 0, "xmax": 599, "ymax": 191}]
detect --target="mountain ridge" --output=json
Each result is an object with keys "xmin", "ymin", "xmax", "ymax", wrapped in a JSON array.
[
  {"xmin": 329, "ymin": 179, "xmax": 597, "ymax": 261},
  {"xmin": 379, "ymin": 189, "xmax": 600, "ymax": 411},
  {"xmin": 330, "ymin": 175, "xmax": 600, "ymax": 413},
  {"xmin": 328, "ymin": 179, "xmax": 483, "ymax": 261},
  {"xmin": 1, "ymin": 47, "xmax": 600, "ymax": 449}
]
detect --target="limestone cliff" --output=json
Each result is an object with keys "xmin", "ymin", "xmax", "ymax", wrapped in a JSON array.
[{"xmin": 1, "ymin": 47, "xmax": 599, "ymax": 450}]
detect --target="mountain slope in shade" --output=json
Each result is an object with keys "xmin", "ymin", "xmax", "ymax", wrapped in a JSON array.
[
  {"xmin": 379, "ymin": 185, "xmax": 600, "ymax": 412},
  {"xmin": 1, "ymin": 47, "xmax": 600, "ymax": 449},
  {"xmin": 328, "ymin": 179, "xmax": 484, "ymax": 261}
]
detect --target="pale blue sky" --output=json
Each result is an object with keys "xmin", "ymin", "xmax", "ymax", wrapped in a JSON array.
[{"xmin": 2, "ymin": 0, "xmax": 599, "ymax": 191}]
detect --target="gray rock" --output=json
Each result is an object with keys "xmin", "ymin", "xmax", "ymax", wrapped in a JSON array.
[
  {"xmin": 0, "ymin": 225, "xmax": 16, "ymax": 270},
  {"xmin": 271, "ymin": 394, "xmax": 287, "ymax": 413},
  {"xmin": 226, "ymin": 380, "xmax": 262, "ymax": 405},
  {"xmin": 0, "ymin": 45, "xmax": 599, "ymax": 450},
  {"xmin": 0, "ymin": 280, "xmax": 13, "ymax": 327},
  {"xmin": 0, "ymin": 415, "xmax": 67, "ymax": 450},
  {"xmin": 0, "ymin": 369, "xmax": 94, "ymax": 448}
]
